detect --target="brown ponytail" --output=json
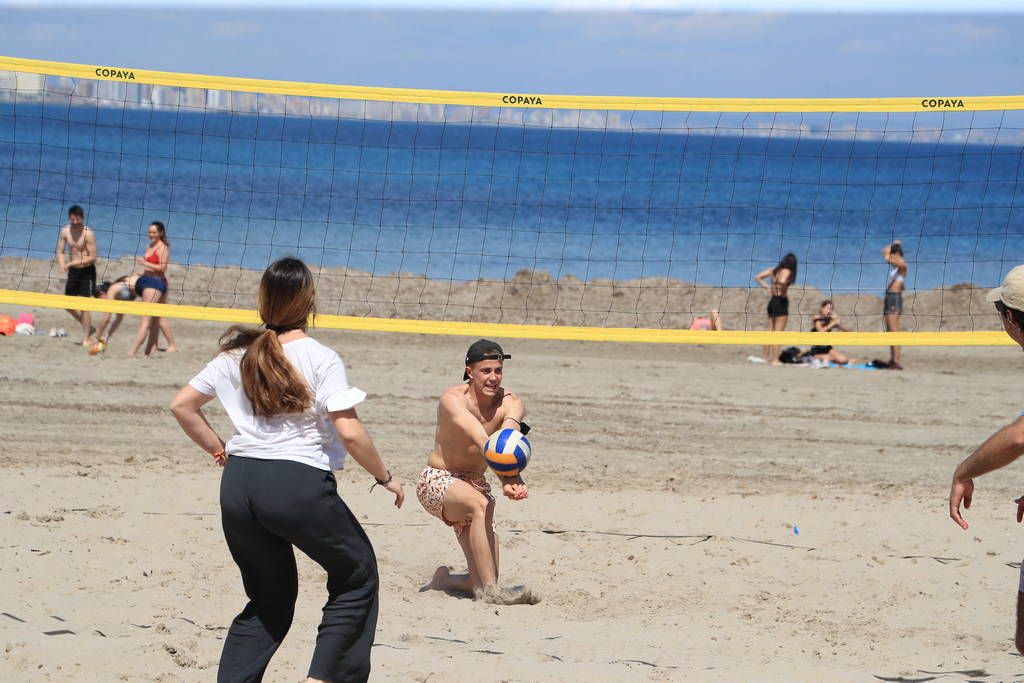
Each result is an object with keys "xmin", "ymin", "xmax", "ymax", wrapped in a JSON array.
[{"xmin": 219, "ymin": 257, "xmax": 317, "ymax": 417}]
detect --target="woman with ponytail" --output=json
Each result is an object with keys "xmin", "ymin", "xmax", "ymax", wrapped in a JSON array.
[{"xmin": 169, "ymin": 257, "xmax": 403, "ymax": 683}]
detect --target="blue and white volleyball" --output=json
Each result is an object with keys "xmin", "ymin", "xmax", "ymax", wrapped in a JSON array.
[{"xmin": 484, "ymin": 428, "xmax": 531, "ymax": 477}]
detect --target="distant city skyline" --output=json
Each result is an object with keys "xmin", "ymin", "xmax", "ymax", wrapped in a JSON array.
[{"xmin": 0, "ymin": 8, "xmax": 1021, "ymax": 98}]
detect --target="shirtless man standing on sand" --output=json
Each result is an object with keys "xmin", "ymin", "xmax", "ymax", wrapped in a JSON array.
[
  {"xmin": 55, "ymin": 205, "xmax": 98, "ymax": 346},
  {"xmin": 417, "ymin": 339, "xmax": 535, "ymax": 602}
]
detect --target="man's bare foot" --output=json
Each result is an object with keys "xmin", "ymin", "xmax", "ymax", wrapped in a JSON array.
[
  {"xmin": 421, "ymin": 566, "xmax": 452, "ymax": 592},
  {"xmin": 165, "ymin": 345, "xmax": 178, "ymax": 353},
  {"xmin": 420, "ymin": 566, "xmax": 473, "ymax": 596}
]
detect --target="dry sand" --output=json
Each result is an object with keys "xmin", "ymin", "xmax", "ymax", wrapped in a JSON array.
[{"xmin": 2, "ymin": 305, "xmax": 1024, "ymax": 682}]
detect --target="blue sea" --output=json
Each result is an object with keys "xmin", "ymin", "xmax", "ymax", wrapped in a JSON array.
[{"xmin": 1, "ymin": 105, "xmax": 1022, "ymax": 294}]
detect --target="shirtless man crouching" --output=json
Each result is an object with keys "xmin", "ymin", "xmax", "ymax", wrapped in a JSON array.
[{"xmin": 417, "ymin": 339, "xmax": 534, "ymax": 602}]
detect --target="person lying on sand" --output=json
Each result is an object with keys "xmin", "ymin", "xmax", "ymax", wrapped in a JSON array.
[{"xmin": 689, "ymin": 309, "xmax": 723, "ymax": 331}]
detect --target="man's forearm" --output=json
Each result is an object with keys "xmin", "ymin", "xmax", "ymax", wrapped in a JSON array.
[
  {"xmin": 65, "ymin": 255, "xmax": 94, "ymax": 268},
  {"xmin": 955, "ymin": 421, "xmax": 1024, "ymax": 480}
]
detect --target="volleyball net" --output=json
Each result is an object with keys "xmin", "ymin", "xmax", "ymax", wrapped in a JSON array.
[{"xmin": 1, "ymin": 56, "xmax": 1021, "ymax": 345}]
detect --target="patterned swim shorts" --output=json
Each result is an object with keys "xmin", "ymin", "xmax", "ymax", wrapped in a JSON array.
[{"xmin": 416, "ymin": 466, "xmax": 494, "ymax": 537}]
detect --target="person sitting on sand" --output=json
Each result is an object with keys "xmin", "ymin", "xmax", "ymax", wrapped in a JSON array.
[
  {"xmin": 805, "ymin": 299, "xmax": 853, "ymax": 365},
  {"xmin": 418, "ymin": 339, "xmax": 537, "ymax": 604}
]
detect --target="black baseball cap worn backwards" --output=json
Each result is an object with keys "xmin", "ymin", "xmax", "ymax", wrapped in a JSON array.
[{"xmin": 463, "ymin": 339, "xmax": 511, "ymax": 380}]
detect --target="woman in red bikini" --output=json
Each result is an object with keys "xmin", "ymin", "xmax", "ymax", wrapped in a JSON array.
[{"xmin": 129, "ymin": 221, "xmax": 177, "ymax": 356}]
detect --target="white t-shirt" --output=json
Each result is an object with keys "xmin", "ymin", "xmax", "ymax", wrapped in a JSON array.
[{"xmin": 188, "ymin": 336, "xmax": 366, "ymax": 471}]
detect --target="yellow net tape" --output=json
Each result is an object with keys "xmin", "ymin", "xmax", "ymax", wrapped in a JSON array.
[
  {"xmin": 2, "ymin": 290, "xmax": 1013, "ymax": 346},
  {"xmin": 2, "ymin": 55, "xmax": 1022, "ymax": 113}
]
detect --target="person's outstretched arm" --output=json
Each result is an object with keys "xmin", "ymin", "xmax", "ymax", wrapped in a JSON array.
[
  {"xmin": 497, "ymin": 393, "xmax": 529, "ymax": 501},
  {"xmin": 331, "ymin": 408, "xmax": 404, "ymax": 508},
  {"xmin": 949, "ymin": 416, "xmax": 1024, "ymax": 529}
]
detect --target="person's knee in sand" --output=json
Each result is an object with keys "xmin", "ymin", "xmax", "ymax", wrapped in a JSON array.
[{"xmin": 429, "ymin": 484, "xmax": 499, "ymax": 593}]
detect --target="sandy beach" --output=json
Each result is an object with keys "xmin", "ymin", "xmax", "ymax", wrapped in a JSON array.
[
  {"xmin": 2, "ymin": 305, "xmax": 1024, "ymax": 682},
  {"xmin": 0, "ymin": 256, "xmax": 1004, "ymax": 332}
]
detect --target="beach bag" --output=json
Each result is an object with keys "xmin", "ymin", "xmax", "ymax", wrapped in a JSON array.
[{"xmin": 778, "ymin": 346, "xmax": 802, "ymax": 364}]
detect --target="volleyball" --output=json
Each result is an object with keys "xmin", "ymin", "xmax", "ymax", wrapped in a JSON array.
[{"xmin": 483, "ymin": 428, "xmax": 531, "ymax": 477}]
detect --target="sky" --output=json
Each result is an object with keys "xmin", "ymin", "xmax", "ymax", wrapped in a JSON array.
[
  {"xmin": 0, "ymin": 3, "xmax": 1021, "ymax": 98},
  {"xmin": 2, "ymin": 0, "xmax": 1022, "ymax": 9}
]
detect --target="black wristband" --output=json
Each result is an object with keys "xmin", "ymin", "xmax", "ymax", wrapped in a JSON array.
[
  {"xmin": 369, "ymin": 470, "xmax": 392, "ymax": 492},
  {"xmin": 503, "ymin": 416, "xmax": 530, "ymax": 435}
]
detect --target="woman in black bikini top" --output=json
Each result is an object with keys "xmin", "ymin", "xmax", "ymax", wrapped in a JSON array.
[{"xmin": 755, "ymin": 252, "xmax": 798, "ymax": 365}]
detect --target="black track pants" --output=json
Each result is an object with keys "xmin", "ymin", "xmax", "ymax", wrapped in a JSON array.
[{"xmin": 217, "ymin": 456, "xmax": 379, "ymax": 683}]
